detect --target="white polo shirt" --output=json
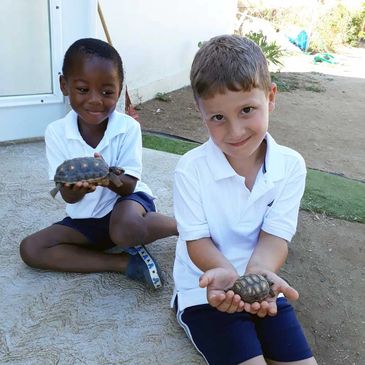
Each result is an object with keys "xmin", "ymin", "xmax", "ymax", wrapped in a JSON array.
[
  {"xmin": 45, "ymin": 110, "xmax": 152, "ymax": 219},
  {"xmin": 172, "ymin": 133, "xmax": 306, "ymax": 311}
]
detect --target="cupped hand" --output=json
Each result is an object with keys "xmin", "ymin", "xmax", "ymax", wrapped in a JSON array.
[
  {"xmin": 64, "ymin": 181, "xmax": 97, "ymax": 194},
  {"xmin": 243, "ymin": 269, "xmax": 299, "ymax": 317},
  {"xmin": 199, "ymin": 268, "xmax": 245, "ymax": 313}
]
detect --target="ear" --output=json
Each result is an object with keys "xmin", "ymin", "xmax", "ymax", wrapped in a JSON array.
[
  {"xmin": 59, "ymin": 75, "xmax": 69, "ymax": 96},
  {"xmin": 268, "ymin": 82, "xmax": 277, "ymax": 112}
]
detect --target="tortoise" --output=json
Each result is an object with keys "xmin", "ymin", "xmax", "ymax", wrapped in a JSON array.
[
  {"xmin": 50, "ymin": 156, "xmax": 124, "ymax": 198},
  {"xmin": 228, "ymin": 273, "xmax": 275, "ymax": 304}
]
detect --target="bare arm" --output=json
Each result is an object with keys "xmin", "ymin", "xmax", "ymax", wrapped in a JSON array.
[
  {"xmin": 244, "ymin": 230, "xmax": 299, "ymax": 317},
  {"xmin": 245, "ymin": 230, "xmax": 288, "ymax": 274},
  {"xmin": 187, "ymin": 237, "xmax": 236, "ymax": 273},
  {"xmin": 187, "ymin": 238, "xmax": 245, "ymax": 313}
]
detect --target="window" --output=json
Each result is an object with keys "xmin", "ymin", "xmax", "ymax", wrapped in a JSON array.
[{"xmin": 0, "ymin": 0, "xmax": 63, "ymax": 107}]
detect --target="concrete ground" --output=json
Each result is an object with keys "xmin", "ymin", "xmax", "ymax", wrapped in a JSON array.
[
  {"xmin": 1, "ymin": 141, "xmax": 364, "ymax": 364},
  {"xmin": 0, "ymin": 141, "xmax": 204, "ymax": 365}
]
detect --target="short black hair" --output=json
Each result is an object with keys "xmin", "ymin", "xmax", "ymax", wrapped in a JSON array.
[{"xmin": 62, "ymin": 38, "xmax": 124, "ymax": 86}]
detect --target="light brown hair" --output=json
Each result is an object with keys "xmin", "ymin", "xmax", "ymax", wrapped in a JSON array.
[{"xmin": 190, "ymin": 34, "xmax": 271, "ymax": 99}]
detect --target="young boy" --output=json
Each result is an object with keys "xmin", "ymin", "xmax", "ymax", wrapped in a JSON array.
[
  {"xmin": 20, "ymin": 38, "xmax": 177, "ymax": 289},
  {"xmin": 172, "ymin": 35, "xmax": 317, "ymax": 364}
]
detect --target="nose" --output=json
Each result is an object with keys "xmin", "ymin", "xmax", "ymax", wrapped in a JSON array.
[
  {"xmin": 88, "ymin": 90, "xmax": 102, "ymax": 105},
  {"xmin": 228, "ymin": 118, "xmax": 245, "ymax": 139}
]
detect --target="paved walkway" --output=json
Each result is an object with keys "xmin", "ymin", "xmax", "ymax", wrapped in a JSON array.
[{"xmin": 0, "ymin": 141, "xmax": 204, "ymax": 365}]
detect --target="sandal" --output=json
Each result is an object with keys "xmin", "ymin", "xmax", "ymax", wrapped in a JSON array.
[{"xmin": 126, "ymin": 245, "xmax": 163, "ymax": 289}]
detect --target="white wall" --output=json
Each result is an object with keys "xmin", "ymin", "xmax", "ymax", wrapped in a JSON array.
[
  {"xmin": 0, "ymin": 0, "xmax": 98, "ymax": 143},
  {"xmin": 0, "ymin": 0, "xmax": 237, "ymax": 142},
  {"xmin": 97, "ymin": 0, "xmax": 237, "ymax": 104}
]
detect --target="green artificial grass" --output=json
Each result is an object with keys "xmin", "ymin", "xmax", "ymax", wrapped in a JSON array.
[
  {"xmin": 142, "ymin": 133, "xmax": 365, "ymax": 223},
  {"xmin": 303, "ymin": 169, "xmax": 365, "ymax": 223},
  {"xmin": 142, "ymin": 133, "xmax": 200, "ymax": 155}
]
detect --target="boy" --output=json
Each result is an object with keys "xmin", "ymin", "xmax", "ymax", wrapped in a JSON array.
[
  {"xmin": 20, "ymin": 38, "xmax": 177, "ymax": 289},
  {"xmin": 172, "ymin": 35, "xmax": 317, "ymax": 364}
]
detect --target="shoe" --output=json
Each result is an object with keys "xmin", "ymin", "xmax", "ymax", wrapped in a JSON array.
[{"xmin": 126, "ymin": 245, "xmax": 163, "ymax": 289}]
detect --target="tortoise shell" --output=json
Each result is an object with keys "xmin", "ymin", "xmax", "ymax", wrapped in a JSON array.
[
  {"xmin": 50, "ymin": 156, "xmax": 123, "ymax": 197},
  {"xmin": 229, "ymin": 273, "xmax": 275, "ymax": 304}
]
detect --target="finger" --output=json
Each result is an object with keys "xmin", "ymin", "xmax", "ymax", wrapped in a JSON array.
[
  {"xmin": 244, "ymin": 302, "xmax": 259, "ymax": 314},
  {"xmin": 268, "ymin": 302, "xmax": 278, "ymax": 316},
  {"xmin": 216, "ymin": 291, "xmax": 235, "ymax": 312},
  {"xmin": 281, "ymin": 285, "xmax": 299, "ymax": 301},
  {"xmin": 199, "ymin": 274, "xmax": 211, "ymax": 288},
  {"xmin": 256, "ymin": 301, "xmax": 269, "ymax": 318},
  {"xmin": 273, "ymin": 280, "xmax": 299, "ymax": 301},
  {"xmin": 225, "ymin": 294, "xmax": 242, "ymax": 314},
  {"xmin": 236, "ymin": 301, "xmax": 245, "ymax": 312},
  {"xmin": 208, "ymin": 293, "xmax": 226, "ymax": 308}
]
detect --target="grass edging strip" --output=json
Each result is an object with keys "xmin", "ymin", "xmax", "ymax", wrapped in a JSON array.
[{"xmin": 142, "ymin": 133, "xmax": 365, "ymax": 223}]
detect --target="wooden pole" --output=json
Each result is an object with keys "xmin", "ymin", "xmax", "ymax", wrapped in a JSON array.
[
  {"xmin": 97, "ymin": 2, "xmax": 140, "ymax": 121},
  {"xmin": 97, "ymin": 2, "xmax": 113, "ymax": 46}
]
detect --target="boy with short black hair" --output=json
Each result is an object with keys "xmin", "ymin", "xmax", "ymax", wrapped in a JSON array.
[
  {"xmin": 20, "ymin": 38, "xmax": 177, "ymax": 289},
  {"xmin": 172, "ymin": 35, "xmax": 317, "ymax": 364}
]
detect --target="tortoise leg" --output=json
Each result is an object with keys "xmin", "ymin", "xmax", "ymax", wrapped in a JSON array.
[
  {"xmin": 50, "ymin": 183, "xmax": 62, "ymax": 198},
  {"xmin": 109, "ymin": 166, "xmax": 125, "ymax": 175},
  {"xmin": 108, "ymin": 172, "xmax": 123, "ymax": 187}
]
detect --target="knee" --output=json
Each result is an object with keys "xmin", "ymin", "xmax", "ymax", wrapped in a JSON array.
[
  {"xmin": 110, "ymin": 219, "xmax": 146, "ymax": 247},
  {"xmin": 19, "ymin": 236, "xmax": 40, "ymax": 268}
]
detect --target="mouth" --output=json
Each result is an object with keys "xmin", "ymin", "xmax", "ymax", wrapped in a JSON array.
[
  {"xmin": 86, "ymin": 110, "xmax": 104, "ymax": 114},
  {"xmin": 228, "ymin": 136, "xmax": 251, "ymax": 147}
]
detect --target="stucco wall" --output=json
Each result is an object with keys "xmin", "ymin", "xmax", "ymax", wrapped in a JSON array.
[
  {"xmin": 0, "ymin": 0, "xmax": 237, "ymax": 142},
  {"xmin": 97, "ymin": 0, "xmax": 237, "ymax": 104}
]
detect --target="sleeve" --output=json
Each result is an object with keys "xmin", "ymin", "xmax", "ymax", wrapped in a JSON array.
[
  {"xmin": 116, "ymin": 120, "xmax": 143, "ymax": 180},
  {"xmin": 261, "ymin": 155, "xmax": 307, "ymax": 242},
  {"xmin": 173, "ymin": 167, "xmax": 210, "ymax": 241},
  {"xmin": 44, "ymin": 124, "xmax": 68, "ymax": 181}
]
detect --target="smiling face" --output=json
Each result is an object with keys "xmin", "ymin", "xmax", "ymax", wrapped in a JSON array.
[
  {"xmin": 197, "ymin": 85, "xmax": 277, "ymax": 166},
  {"xmin": 60, "ymin": 54, "xmax": 122, "ymax": 127}
]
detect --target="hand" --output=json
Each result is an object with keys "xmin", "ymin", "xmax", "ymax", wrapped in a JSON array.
[
  {"xmin": 244, "ymin": 269, "xmax": 299, "ymax": 318},
  {"xmin": 63, "ymin": 180, "xmax": 97, "ymax": 195},
  {"xmin": 199, "ymin": 268, "xmax": 245, "ymax": 313}
]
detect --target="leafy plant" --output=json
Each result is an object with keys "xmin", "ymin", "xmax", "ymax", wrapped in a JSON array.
[
  {"xmin": 346, "ymin": 3, "xmax": 365, "ymax": 45},
  {"xmin": 155, "ymin": 92, "xmax": 171, "ymax": 102},
  {"xmin": 245, "ymin": 31, "xmax": 285, "ymax": 67}
]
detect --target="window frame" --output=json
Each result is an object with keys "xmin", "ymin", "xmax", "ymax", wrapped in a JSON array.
[{"xmin": 0, "ymin": 0, "xmax": 63, "ymax": 108}]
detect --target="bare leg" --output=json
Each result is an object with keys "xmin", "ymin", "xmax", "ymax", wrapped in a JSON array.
[
  {"xmin": 20, "ymin": 224, "xmax": 129, "ymax": 273},
  {"xmin": 109, "ymin": 200, "xmax": 177, "ymax": 247},
  {"xmin": 238, "ymin": 356, "xmax": 267, "ymax": 365},
  {"xmin": 267, "ymin": 357, "xmax": 318, "ymax": 365}
]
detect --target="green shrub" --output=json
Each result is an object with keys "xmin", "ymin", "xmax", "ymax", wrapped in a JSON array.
[
  {"xmin": 346, "ymin": 3, "xmax": 365, "ymax": 45},
  {"xmin": 246, "ymin": 31, "xmax": 285, "ymax": 67},
  {"xmin": 308, "ymin": 2, "xmax": 351, "ymax": 52}
]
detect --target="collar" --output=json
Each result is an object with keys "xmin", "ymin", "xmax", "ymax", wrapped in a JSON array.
[
  {"xmin": 206, "ymin": 133, "xmax": 285, "ymax": 182},
  {"xmin": 64, "ymin": 110, "xmax": 127, "ymax": 147}
]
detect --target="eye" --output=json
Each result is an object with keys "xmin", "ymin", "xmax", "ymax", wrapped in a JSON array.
[
  {"xmin": 102, "ymin": 90, "xmax": 115, "ymax": 96},
  {"xmin": 211, "ymin": 114, "xmax": 224, "ymax": 122},
  {"xmin": 241, "ymin": 107, "xmax": 253, "ymax": 114},
  {"xmin": 76, "ymin": 87, "xmax": 88, "ymax": 93}
]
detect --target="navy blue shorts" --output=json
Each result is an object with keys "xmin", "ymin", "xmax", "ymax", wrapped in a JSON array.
[
  {"xmin": 54, "ymin": 192, "xmax": 156, "ymax": 249},
  {"xmin": 177, "ymin": 297, "xmax": 313, "ymax": 364}
]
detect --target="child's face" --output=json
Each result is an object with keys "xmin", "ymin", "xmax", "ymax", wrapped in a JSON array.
[
  {"xmin": 60, "ymin": 55, "xmax": 122, "ymax": 126},
  {"xmin": 197, "ymin": 85, "xmax": 276, "ymax": 164}
]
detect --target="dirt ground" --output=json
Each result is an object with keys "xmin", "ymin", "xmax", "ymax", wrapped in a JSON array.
[{"xmin": 138, "ymin": 48, "xmax": 365, "ymax": 364}]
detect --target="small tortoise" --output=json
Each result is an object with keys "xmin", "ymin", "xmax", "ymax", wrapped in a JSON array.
[
  {"xmin": 229, "ymin": 273, "xmax": 275, "ymax": 304},
  {"xmin": 50, "ymin": 156, "xmax": 124, "ymax": 198}
]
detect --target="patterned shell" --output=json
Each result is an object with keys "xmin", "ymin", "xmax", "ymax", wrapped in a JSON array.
[
  {"xmin": 230, "ymin": 274, "xmax": 273, "ymax": 304},
  {"xmin": 53, "ymin": 157, "xmax": 110, "ymax": 184}
]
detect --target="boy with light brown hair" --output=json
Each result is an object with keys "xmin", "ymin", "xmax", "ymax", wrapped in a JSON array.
[{"xmin": 172, "ymin": 35, "xmax": 317, "ymax": 365}]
